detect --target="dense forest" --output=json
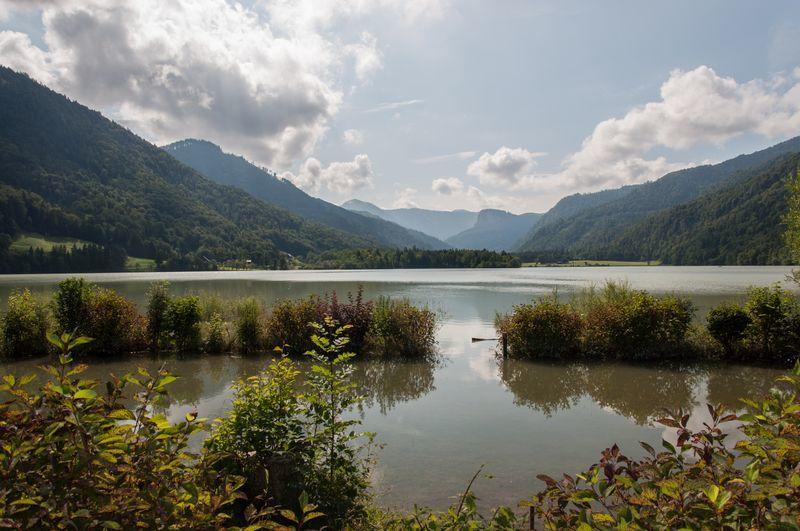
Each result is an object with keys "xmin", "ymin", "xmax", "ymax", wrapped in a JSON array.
[
  {"xmin": 304, "ymin": 248, "xmax": 522, "ymax": 269},
  {"xmin": 517, "ymin": 135, "xmax": 800, "ymax": 259},
  {"xmin": 163, "ymin": 139, "xmax": 447, "ymax": 250},
  {"xmin": 0, "ymin": 67, "xmax": 367, "ymax": 272},
  {"xmin": 599, "ymin": 154, "xmax": 798, "ymax": 264}
]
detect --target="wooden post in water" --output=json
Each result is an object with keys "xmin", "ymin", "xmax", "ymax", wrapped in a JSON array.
[
  {"xmin": 529, "ymin": 505, "xmax": 534, "ymax": 530},
  {"xmin": 502, "ymin": 333, "xmax": 508, "ymax": 358}
]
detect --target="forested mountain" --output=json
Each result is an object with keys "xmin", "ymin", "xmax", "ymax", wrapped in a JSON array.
[
  {"xmin": 0, "ymin": 67, "xmax": 366, "ymax": 271},
  {"xmin": 163, "ymin": 139, "xmax": 447, "ymax": 250},
  {"xmin": 534, "ymin": 186, "xmax": 635, "ymax": 230},
  {"xmin": 600, "ymin": 153, "xmax": 799, "ymax": 265},
  {"xmin": 518, "ymin": 135, "xmax": 800, "ymax": 253},
  {"xmin": 342, "ymin": 199, "xmax": 479, "ymax": 240},
  {"xmin": 445, "ymin": 209, "xmax": 541, "ymax": 250}
]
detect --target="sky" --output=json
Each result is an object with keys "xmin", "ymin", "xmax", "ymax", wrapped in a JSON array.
[{"xmin": 2, "ymin": 0, "xmax": 800, "ymax": 213}]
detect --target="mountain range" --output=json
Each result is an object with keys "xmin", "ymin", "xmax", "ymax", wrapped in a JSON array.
[
  {"xmin": 162, "ymin": 139, "xmax": 447, "ymax": 250},
  {"xmin": 516, "ymin": 135, "xmax": 800, "ymax": 263},
  {"xmin": 342, "ymin": 200, "xmax": 541, "ymax": 250},
  {"xmin": 1, "ymin": 64, "xmax": 799, "ymax": 269}
]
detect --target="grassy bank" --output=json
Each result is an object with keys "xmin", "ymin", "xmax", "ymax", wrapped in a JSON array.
[
  {"xmin": 0, "ymin": 278, "xmax": 438, "ymax": 360},
  {"xmin": 496, "ymin": 281, "xmax": 800, "ymax": 364}
]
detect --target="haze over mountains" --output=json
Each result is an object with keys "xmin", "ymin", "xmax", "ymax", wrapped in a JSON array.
[{"xmin": 342, "ymin": 200, "xmax": 541, "ymax": 250}]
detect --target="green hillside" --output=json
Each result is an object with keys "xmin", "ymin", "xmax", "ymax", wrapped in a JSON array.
[
  {"xmin": 601, "ymin": 153, "xmax": 799, "ymax": 265},
  {"xmin": 163, "ymin": 139, "xmax": 448, "ymax": 250},
  {"xmin": 518, "ymin": 136, "xmax": 800, "ymax": 253},
  {"xmin": 0, "ymin": 67, "xmax": 367, "ymax": 271}
]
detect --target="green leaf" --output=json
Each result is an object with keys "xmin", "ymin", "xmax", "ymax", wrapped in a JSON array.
[{"xmin": 74, "ymin": 389, "xmax": 98, "ymax": 400}]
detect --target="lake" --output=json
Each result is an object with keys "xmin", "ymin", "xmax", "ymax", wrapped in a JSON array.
[{"xmin": 0, "ymin": 266, "xmax": 795, "ymax": 510}]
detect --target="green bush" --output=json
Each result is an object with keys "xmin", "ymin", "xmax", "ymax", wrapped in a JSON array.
[
  {"xmin": 146, "ymin": 280, "xmax": 170, "ymax": 349},
  {"xmin": 0, "ymin": 333, "xmax": 269, "ymax": 529},
  {"xmin": 203, "ymin": 312, "xmax": 228, "ymax": 354},
  {"xmin": 369, "ymin": 296, "xmax": 437, "ymax": 357},
  {"xmin": 83, "ymin": 288, "xmax": 148, "ymax": 355},
  {"xmin": 495, "ymin": 296, "xmax": 582, "ymax": 359},
  {"xmin": 207, "ymin": 357, "xmax": 311, "ymax": 507},
  {"xmin": 209, "ymin": 320, "xmax": 372, "ymax": 526},
  {"xmin": 52, "ymin": 277, "xmax": 94, "ymax": 334},
  {"xmin": 235, "ymin": 297, "xmax": 265, "ymax": 354},
  {"xmin": 743, "ymin": 285, "xmax": 799, "ymax": 360},
  {"xmin": 1, "ymin": 289, "xmax": 49, "ymax": 358},
  {"xmin": 263, "ymin": 296, "xmax": 319, "ymax": 355},
  {"xmin": 580, "ymin": 283, "xmax": 694, "ymax": 359},
  {"xmin": 707, "ymin": 302, "xmax": 751, "ymax": 357},
  {"xmin": 165, "ymin": 296, "xmax": 202, "ymax": 352}
]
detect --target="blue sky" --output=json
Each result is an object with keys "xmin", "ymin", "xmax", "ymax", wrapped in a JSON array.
[{"xmin": 2, "ymin": 0, "xmax": 800, "ymax": 212}]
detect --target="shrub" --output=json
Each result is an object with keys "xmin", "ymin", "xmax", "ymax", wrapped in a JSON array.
[
  {"xmin": 207, "ymin": 357, "xmax": 311, "ymax": 507},
  {"xmin": 209, "ymin": 320, "xmax": 372, "ymax": 526},
  {"xmin": 0, "ymin": 333, "xmax": 267, "ymax": 529},
  {"xmin": 495, "ymin": 296, "xmax": 582, "ymax": 359},
  {"xmin": 52, "ymin": 277, "xmax": 94, "ymax": 334},
  {"xmin": 707, "ymin": 302, "xmax": 751, "ymax": 357},
  {"xmin": 83, "ymin": 288, "xmax": 148, "ymax": 355},
  {"xmin": 323, "ymin": 287, "xmax": 373, "ymax": 354},
  {"xmin": 235, "ymin": 297, "xmax": 265, "ymax": 354},
  {"xmin": 203, "ymin": 312, "xmax": 228, "ymax": 354},
  {"xmin": 580, "ymin": 283, "xmax": 694, "ymax": 359},
  {"xmin": 743, "ymin": 284, "xmax": 799, "ymax": 360},
  {"xmin": 1, "ymin": 289, "xmax": 49, "ymax": 358},
  {"xmin": 165, "ymin": 296, "xmax": 202, "ymax": 352},
  {"xmin": 263, "ymin": 296, "xmax": 319, "ymax": 355},
  {"xmin": 369, "ymin": 296, "xmax": 437, "ymax": 357},
  {"xmin": 146, "ymin": 280, "xmax": 170, "ymax": 349}
]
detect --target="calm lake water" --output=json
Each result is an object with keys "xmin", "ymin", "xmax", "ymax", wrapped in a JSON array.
[{"xmin": 0, "ymin": 266, "xmax": 795, "ymax": 510}]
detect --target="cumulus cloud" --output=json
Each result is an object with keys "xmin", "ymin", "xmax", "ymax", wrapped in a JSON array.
[
  {"xmin": 393, "ymin": 187, "xmax": 419, "ymax": 208},
  {"xmin": 466, "ymin": 186, "xmax": 505, "ymax": 209},
  {"xmin": 0, "ymin": 0, "xmax": 410, "ymax": 169},
  {"xmin": 431, "ymin": 177, "xmax": 464, "ymax": 195},
  {"xmin": 560, "ymin": 65, "xmax": 800, "ymax": 188},
  {"xmin": 282, "ymin": 154, "xmax": 375, "ymax": 195},
  {"xmin": 342, "ymin": 128, "xmax": 365, "ymax": 145},
  {"xmin": 345, "ymin": 32, "xmax": 382, "ymax": 82},
  {"xmin": 466, "ymin": 147, "xmax": 546, "ymax": 188}
]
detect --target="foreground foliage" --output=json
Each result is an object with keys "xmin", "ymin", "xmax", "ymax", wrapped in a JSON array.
[{"xmin": 0, "ymin": 333, "xmax": 259, "ymax": 529}]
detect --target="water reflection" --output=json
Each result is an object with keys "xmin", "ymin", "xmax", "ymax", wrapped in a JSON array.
[
  {"xmin": 353, "ymin": 356, "xmax": 439, "ymax": 415},
  {"xmin": 499, "ymin": 359, "xmax": 701, "ymax": 425}
]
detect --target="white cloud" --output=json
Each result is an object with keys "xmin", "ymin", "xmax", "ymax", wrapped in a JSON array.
[
  {"xmin": 560, "ymin": 65, "xmax": 800, "ymax": 188},
  {"xmin": 342, "ymin": 128, "xmax": 365, "ymax": 145},
  {"xmin": 345, "ymin": 31, "xmax": 382, "ymax": 82},
  {"xmin": 466, "ymin": 147, "xmax": 546, "ymax": 188},
  {"xmin": 392, "ymin": 187, "xmax": 419, "ymax": 208},
  {"xmin": 0, "ymin": 0, "xmax": 405, "ymax": 169},
  {"xmin": 413, "ymin": 150, "xmax": 477, "ymax": 164},
  {"xmin": 431, "ymin": 177, "xmax": 463, "ymax": 195},
  {"xmin": 466, "ymin": 186, "xmax": 505, "ymax": 209},
  {"xmin": 282, "ymin": 154, "xmax": 375, "ymax": 195}
]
